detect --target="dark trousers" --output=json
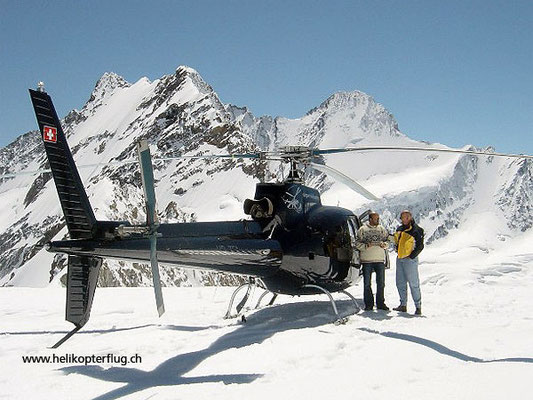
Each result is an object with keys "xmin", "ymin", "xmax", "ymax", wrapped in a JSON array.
[{"xmin": 362, "ymin": 262, "xmax": 386, "ymax": 308}]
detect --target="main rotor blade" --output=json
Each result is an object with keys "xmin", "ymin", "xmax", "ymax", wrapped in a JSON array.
[
  {"xmin": 308, "ymin": 162, "xmax": 379, "ymax": 201},
  {"xmin": 155, "ymin": 153, "xmax": 262, "ymax": 161},
  {"xmin": 0, "ymin": 169, "xmax": 52, "ymax": 178},
  {"xmin": 0, "ymin": 152, "xmax": 264, "ymax": 179},
  {"xmin": 314, "ymin": 146, "xmax": 533, "ymax": 160}
]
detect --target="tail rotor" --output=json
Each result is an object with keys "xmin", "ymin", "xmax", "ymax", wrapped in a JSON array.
[{"xmin": 137, "ymin": 140, "xmax": 165, "ymax": 317}]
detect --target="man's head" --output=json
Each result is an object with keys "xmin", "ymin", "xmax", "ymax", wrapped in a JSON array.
[
  {"xmin": 368, "ymin": 211, "xmax": 379, "ymax": 226},
  {"xmin": 400, "ymin": 210, "xmax": 412, "ymax": 226}
]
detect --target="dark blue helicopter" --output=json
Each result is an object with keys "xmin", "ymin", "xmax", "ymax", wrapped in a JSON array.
[{"xmin": 24, "ymin": 86, "xmax": 532, "ymax": 347}]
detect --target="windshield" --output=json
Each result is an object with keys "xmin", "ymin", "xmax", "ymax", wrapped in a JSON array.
[
  {"xmin": 346, "ymin": 217, "xmax": 360, "ymax": 266},
  {"xmin": 346, "ymin": 217, "xmax": 358, "ymax": 246}
]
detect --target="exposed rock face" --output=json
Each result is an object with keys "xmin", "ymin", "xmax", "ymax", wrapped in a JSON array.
[{"xmin": 496, "ymin": 159, "xmax": 533, "ymax": 231}]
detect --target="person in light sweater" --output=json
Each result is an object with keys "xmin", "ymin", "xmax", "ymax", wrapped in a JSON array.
[{"xmin": 355, "ymin": 211, "xmax": 392, "ymax": 311}]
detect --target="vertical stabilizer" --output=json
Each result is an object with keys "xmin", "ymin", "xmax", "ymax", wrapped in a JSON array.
[
  {"xmin": 51, "ymin": 255, "xmax": 102, "ymax": 348},
  {"xmin": 29, "ymin": 88, "xmax": 96, "ymax": 239}
]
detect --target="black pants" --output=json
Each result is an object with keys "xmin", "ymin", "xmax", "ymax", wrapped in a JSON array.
[{"xmin": 362, "ymin": 262, "xmax": 386, "ymax": 308}]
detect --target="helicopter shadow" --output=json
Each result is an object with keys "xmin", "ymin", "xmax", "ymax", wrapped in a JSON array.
[
  {"xmin": 358, "ymin": 327, "xmax": 533, "ymax": 364},
  {"xmin": 59, "ymin": 299, "xmax": 357, "ymax": 400}
]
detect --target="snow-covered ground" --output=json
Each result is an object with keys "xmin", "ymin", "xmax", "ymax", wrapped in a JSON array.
[{"xmin": 2, "ymin": 229, "xmax": 532, "ymax": 399}]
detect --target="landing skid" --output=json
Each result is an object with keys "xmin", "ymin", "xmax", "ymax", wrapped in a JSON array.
[{"xmin": 223, "ymin": 281, "xmax": 361, "ymax": 325}]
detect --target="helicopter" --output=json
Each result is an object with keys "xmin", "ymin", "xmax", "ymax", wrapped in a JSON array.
[{"xmin": 15, "ymin": 86, "xmax": 533, "ymax": 347}]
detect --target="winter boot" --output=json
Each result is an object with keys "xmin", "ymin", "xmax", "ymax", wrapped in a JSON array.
[
  {"xmin": 393, "ymin": 305, "xmax": 407, "ymax": 312},
  {"xmin": 377, "ymin": 304, "xmax": 390, "ymax": 311},
  {"xmin": 415, "ymin": 307, "xmax": 422, "ymax": 315}
]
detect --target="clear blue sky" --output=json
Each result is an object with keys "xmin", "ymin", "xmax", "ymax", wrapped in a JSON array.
[{"xmin": 1, "ymin": 0, "xmax": 532, "ymax": 154}]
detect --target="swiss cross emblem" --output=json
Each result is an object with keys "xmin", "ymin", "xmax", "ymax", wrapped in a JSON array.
[{"xmin": 43, "ymin": 126, "xmax": 57, "ymax": 143}]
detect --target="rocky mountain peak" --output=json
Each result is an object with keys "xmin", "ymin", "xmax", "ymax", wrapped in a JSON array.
[
  {"xmin": 138, "ymin": 66, "xmax": 223, "ymax": 117},
  {"xmin": 84, "ymin": 72, "xmax": 130, "ymax": 115},
  {"xmin": 300, "ymin": 90, "xmax": 401, "ymax": 141},
  {"xmin": 312, "ymin": 90, "xmax": 369, "ymax": 113},
  {"xmin": 174, "ymin": 65, "xmax": 215, "ymax": 96},
  {"xmin": 92, "ymin": 72, "xmax": 129, "ymax": 98}
]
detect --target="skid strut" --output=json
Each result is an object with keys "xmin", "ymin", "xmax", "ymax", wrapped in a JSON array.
[
  {"xmin": 255, "ymin": 291, "xmax": 278, "ymax": 309},
  {"xmin": 302, "ymin": 284, "xmax": 359, "ymax": 324},
  {"xmin": 224, "ymin": 278, "xmax": 256, "ymax": 319},
  {"xmin": 340, "ymin": 290, "xmax": 362, "ymax": 312}
]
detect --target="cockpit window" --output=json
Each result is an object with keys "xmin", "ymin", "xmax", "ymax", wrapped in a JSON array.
[
  {"xmin": 323, "ymin": 223, "xmax": 350, "ymax": 262},
  {"xmin": 324, "ymin": 220, "xmax": 358, "ymax": 280}
]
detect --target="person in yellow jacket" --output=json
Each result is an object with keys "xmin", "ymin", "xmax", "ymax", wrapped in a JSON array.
[
  {"xmin": 355, "ymin": 211, "xmax": 392, "ymax": 311},
  {"xmin": 393, "ymin": 210, "xmax": 425, "ymax": 315}
]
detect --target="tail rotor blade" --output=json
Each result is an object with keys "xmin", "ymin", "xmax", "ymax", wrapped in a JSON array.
[
  {"xmin": 137, "ymin": 140, "xmax": 159, "ymax": 226},
  {"xmin": 150, "ymin": 234, "xmax": 165, "ymax": 317},
  {"xmin": 136, "ymin": 140, "xmax": 165, "ymax": 316},
  {"xmin": 308, "ymin": 162, "xmax": 379, "ymax": 201}
]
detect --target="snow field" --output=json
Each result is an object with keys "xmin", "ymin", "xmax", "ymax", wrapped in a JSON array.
[{"xmin": 2, "ymin": 236, "xmax": 532, "ymax": 400}]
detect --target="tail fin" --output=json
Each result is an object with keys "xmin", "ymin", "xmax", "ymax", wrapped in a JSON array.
[
  {"xmin": 29, "ymin": 88, "xmax": 101, "ymax": 348},
  {"xmin": 65, "ymin": 255, "xmax": 102, "ymax": 327},
  {"xmin": 29, "ymin": 89, "xmax": 96, "ymax": 239}
]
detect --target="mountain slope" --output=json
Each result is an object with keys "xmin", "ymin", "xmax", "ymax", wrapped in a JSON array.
[{"xmin": 0, "ymin": 66, "xmax": 531, "ymax": 287}]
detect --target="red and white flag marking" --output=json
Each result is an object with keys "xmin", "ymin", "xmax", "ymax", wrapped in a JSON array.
[{"xmin": 43, "ymin": 126, "xmax": 57, "ymax": 143}]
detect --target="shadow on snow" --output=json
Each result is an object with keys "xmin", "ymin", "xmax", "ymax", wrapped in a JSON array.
[
  {"xmin": 58, "ymin": 299, "xmax": 356, "ymax": 400},
  {"xmin": 52, "ymin": 298, "xmax": 533, "ymax": 400},
  {"xmin": 358, "ymin": 327, "xmax": 533, "ymax": 364}
]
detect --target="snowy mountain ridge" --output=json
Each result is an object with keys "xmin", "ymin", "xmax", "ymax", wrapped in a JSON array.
[{"xmin": 0, "ymin": 65, "xmax": 531, "ymax": 287}]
